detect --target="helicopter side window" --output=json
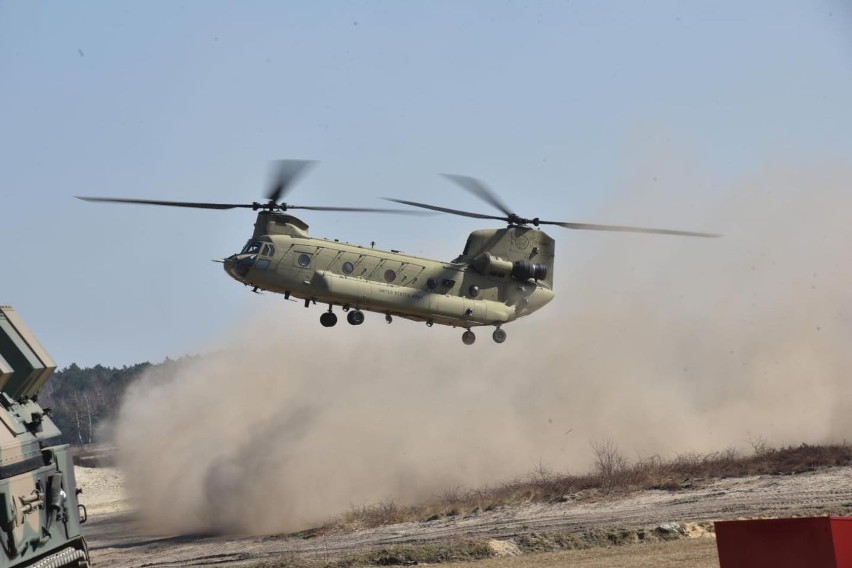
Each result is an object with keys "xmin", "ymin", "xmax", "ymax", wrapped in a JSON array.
[
  {"xmin": 342, "ymin": 261, "xmax": 355, "ymax": 274},
  {"xmin": 297, "ymin": 253, "xmax": 311, "ymax": 268}
]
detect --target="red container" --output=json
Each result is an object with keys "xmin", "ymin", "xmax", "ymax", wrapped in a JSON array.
[{"xmin": 716, "ymin": 517, "xmax": 852, "ymax": 568}]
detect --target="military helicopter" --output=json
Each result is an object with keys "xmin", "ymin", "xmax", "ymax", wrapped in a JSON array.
[{"xmin": 78, "ymin": 160, "xmax": 717, "ymax": 345}]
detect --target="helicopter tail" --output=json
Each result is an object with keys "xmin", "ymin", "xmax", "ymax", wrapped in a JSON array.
[{"xmin": 464, "ymin": 227, "xmax": 555, "ymax": 289}]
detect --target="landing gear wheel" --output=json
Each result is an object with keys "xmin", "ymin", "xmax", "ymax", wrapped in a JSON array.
[
  {"xmin": 385, "ymin": 313, "xmax": 393, "ymax": 324},
  {"xmin": 347, "ymin": 310, "xmax": 365, "ymax": 325},
  {"xmin": 492, "ymin": 328, "xmax": 507, "ymax": 344},
  {"xmin": 320, "ymin": 312, "xmax": 338, "ymax": 327},
  {"xmin": 462, "ymin": 330, "xmax": 476, "ymax": 345}
]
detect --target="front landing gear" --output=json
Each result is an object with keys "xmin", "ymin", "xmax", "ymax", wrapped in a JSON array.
[
  {"xmin": 320, "ymin": 311, "xmax": 338, "ymax": 327},
  {"xmin": 492, "ymin": 327, "xmax": 507, "ymax": 344},
  {"xmin": 347, "ymin": 310, "xmax": 365, "ymax": 325},
  {"xmin": 462, "ymin": 330, "xmax": 476, "ymax": 345}
]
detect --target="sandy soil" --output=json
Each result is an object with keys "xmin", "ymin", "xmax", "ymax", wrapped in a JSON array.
[
  {"xmin": 75, "ymin": 466, "xmax": 129, "ymax": 515},
  {"xmin": 77, "ymin": 465, "xmax": 852, "ymax": 568}
]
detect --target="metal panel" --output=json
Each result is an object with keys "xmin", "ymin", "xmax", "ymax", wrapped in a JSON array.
[
  {"xmin": 830, "ymin": 517, "xmax": 852, "ymax": 567},
  {"xmin": 716, "ymin": 517, "xmax": 842, "ymax": 568},
  {"xmin": 0, "ymin": 353, "xmax": 12, "ymax": 390},
  {"xmin": 0, "ymin": 305, "xmax": 56, "ymax": 399}
]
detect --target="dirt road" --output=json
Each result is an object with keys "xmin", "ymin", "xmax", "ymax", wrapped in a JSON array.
[{"xmin": 80, "ymin": 466, "xmax": 852, "ymax": 567}]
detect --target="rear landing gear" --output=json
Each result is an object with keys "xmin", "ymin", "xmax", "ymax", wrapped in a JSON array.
[
  {"xmin": 492, "ymin": 327, "xmax": 507, "ymax": 344},
  {"xmin": 347, "ymin": 310, "xmax": 365, "ymax": 325},
  {"xmin": 462, "ymin": 330, "xmax": 476, "ymax": 345},
  {"xmin": 320, "ymin": 311, "xmax": 338, "ymax": 327}
]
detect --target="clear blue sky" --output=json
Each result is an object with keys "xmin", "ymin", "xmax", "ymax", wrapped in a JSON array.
[{"xmin": 2, "ymin": 1, "xmax": 851, "ymax": 366}]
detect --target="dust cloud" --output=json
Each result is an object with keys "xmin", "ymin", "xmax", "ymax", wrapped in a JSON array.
[{"xmin": 114, "ymin": 161, "xmax": 852, "ymax": 535}]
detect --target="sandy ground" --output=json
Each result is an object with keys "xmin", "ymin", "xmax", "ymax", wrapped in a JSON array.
[
  {"xmin": 76, "ymin": 465, "xmax": 852, "ymax": 568},
  {"xmin": 75, "ymin": 466, "xmax": 129, "ymax": 516}
]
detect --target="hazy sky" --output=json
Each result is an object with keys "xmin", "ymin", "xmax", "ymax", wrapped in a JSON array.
[{"xmin": 2, "ymin": 1, "xmax": 851, "ymax": 367}]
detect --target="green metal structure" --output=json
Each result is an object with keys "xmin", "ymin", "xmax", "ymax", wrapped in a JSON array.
[{"xmin": 0, "ymin": 305, "xmax": 89, "ymax": 568}]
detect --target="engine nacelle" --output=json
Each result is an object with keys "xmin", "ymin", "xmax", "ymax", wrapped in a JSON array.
[
  {"xmin": 471, "ymin": 252, "xmax": 514, "ymax": 276},
  {"xmin": 511, "ymin": 260, "xmax": 548, "ymax": 282},
  {"xmin": 472, "ymin": 253, "xmax": 548, "ymax": 282}
]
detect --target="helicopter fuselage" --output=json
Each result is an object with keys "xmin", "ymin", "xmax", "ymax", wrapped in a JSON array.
[{"xmin": 223, "ymin": 212, "xmax": 555, "ymax": 333}]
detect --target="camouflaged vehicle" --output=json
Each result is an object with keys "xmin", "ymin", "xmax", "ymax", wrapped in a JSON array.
[{"xmin": 0, "ymin": 306, "xmax": 89, "ymax": 568}]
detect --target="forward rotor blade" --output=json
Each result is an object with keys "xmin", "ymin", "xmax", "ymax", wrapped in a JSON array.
[
  {"xmin": 78, "ymin": 196, "xmax": 430, "ymax": 216},
  {"xmin": 76, "ymin": 196, "xmax": 254, "ymax": 210},
  {"xmin": 442, "ymin": 174, "xmax": 515, "ymax": 217},
  {"xmin": 542, "ymin": 220, "xmax": 720, "ymax": 238},
  {"xmin": 384, "ymin": 198, "xmax": 507, "ymax": 221},
  {"xmin": 289, "ymin": 205, "xmax": 430, "ymax": 214},
  {"xmin": 267, "ymin": 159, "xmax": 316, "ymax": 203}
]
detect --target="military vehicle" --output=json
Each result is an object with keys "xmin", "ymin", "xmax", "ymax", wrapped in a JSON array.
[
  {"xmin": 0, "ymin": 305, "xmax": 89, "ymax": 568},
  {"xmin": 79, "ymin": 160, "xmax": 717, "ymax": 345}
]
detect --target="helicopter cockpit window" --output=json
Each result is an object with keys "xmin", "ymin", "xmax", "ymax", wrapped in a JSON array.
[
  {"xmin": 297, "ymin": 253, "xmax": 311, "ymax": 268},
  {"xmin": 261, "ymin": 244, "xmax": 275, "ymax": 257},
  {"xmin": 242, "ymin": 241, "xmax": 262, "ymax": 255}
]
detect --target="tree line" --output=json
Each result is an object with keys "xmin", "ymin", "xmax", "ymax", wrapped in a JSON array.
[{"xmin": 35, "ymin": 358, "xmax": 187, "ymax": 446}]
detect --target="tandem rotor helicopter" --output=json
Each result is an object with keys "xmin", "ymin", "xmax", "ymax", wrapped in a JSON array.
[{"xmin": 79, "ymin": 160, "xmax": 718, "ymax": 345}]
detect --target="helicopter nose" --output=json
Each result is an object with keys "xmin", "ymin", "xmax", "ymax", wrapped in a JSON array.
[
  {"xmin": 224, "ymin": 254, "xmax": 254, "ymax": 281},
  {"xmin": 223, "ymin": 255, "xmax": 239, "ymax": 280}
]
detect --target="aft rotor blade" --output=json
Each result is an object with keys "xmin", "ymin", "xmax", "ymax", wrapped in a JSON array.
[
  {"xmin": 542, "ymin": 220, "xmax": 720, "ymax": 238},
  {"xmin": 267, "ymin": 159, "xmax": 315, "ymax": 203},
  {"xmin": 442, "ymin": 174, "xmax": 515, "ymax": 217},
  {"xmin": 76, "ymin": 196, "xmax": 254, "ymax": 210},
  {"xmin": 383, "ymin": 198, "xmax": 506, "ymax": 221}
]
